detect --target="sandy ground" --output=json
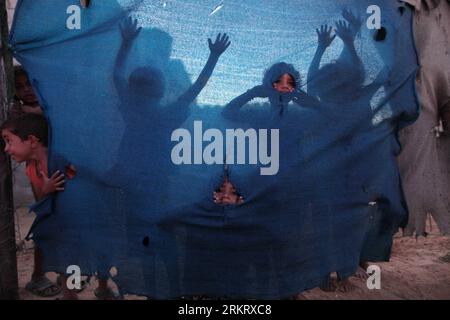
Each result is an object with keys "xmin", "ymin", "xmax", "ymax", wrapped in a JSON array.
[
  {"xmin": 11, "ymin": 163, "xmax": 450, "ymax": 300},
  {"xmin": 302, "ymin": 234, "xmax": 450, "ymax": 300}
]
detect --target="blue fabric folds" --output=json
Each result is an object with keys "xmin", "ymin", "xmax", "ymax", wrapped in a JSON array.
[{"xmin": 10, "ymin": 0, "xmax": 418, "ymax": 298}]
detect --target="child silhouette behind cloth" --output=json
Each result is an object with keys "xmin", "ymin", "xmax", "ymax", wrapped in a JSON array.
[
  {"xmin": 1, "ymin": 114, "xmax": 63, "ymax": 298},
  {"xmin": 222, "ymin": 62, "xmax": 320, "ymax": 121},
  {"xmin": 109, "ymin": 17, "xmax": 231, "ymax": 185},
  {"xmin": 307, "ymin": 10, "xmax": 388, "ymax": 111}
]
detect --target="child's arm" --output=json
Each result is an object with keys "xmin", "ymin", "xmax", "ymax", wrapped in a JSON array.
[
  {"xmin": 335, "ymin": 20, "xmax": 358, "ymax": 60},
  {"xmin": 291, "ymin": 89, "xmax": 322, "ymax": 109},
  {"xmin": 307, "ymin": 25, "xmax": 335, "ymax": 96},
  {"xmin": 335, "ymin": 11, "xmax": 362, "ymax": 68},
  {"xmin": 341, "ymin": 9, "xmax": 363, "ymax": 37},
  {"xmin": 170, "ymin": 34, "xmax": 231, "ymax": 112},
  {"xmin": 114, "ymin": 17, "xmax": 141, "ymax": 103},
  {"xmin": 290, "ymin": 89, "xmax": 339, "ymax": 121},
  {"xmin": 222, "ymin": 85, "xmax": 272, "ymax": 118}
]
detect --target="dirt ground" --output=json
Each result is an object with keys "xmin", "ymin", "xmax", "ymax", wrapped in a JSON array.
[{"xmin": 12, "ymin": 163, "xmax": 450, "ymax": 300}]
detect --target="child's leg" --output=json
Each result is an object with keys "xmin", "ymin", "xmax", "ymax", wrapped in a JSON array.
[
  {"xmin": 319, "ymin": 273, "xmax": 337, "ymax": 292},
  {"xmin": 97, "ymin": 278, "xmax": 108, "ymax": 292},
  {"xmin": 94, "ymin": 277, "xmax": 118, "ymax": 300},
  {"xmin": 32, "ymin": 247, "xmax": 44, "ymax": 279},
  {"xmin": 335, "ymin": 272, "xmax": 358, "ymax": 293},
  {"xmin": 354, "ymin": 261, "xmax": 370, "ymax": 280},
  {"xmin": 25, "ymin": 247, "xmax": 61, "ymax": 297},
  {"xmin": 336, "ymin": 277, "xmax": 357, "ymax": 293},
  {"xmin": 60, "ymin": 275, "xmax": 79, "ymax": 300}
]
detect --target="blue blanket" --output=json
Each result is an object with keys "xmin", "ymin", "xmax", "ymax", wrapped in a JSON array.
[{"xmin": 10, "ymin": 0, "xmax": 418, "ymax": 298}]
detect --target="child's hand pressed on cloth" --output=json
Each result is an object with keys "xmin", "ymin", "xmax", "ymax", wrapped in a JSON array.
[
  {"xmin": 40, "ymin": 170, "xmax": 65, "ymax": 195},
  {"xmin": 335, "ymin": 20, "xmax": 356, "ymax": 45},
  {"xmin": 208, "ymin": 33, "xmax": 231, "ymax": 57},
  {"xmin": 342, "ymin": 9, "xmax": 363, "ymax": 34},
  {"xmin": 316, "ymin": 24, "xmax": 336, "ymax": 49},
  {"xmin": 119, "ymin": 17, "xmax": 142, "ymax": 44}
]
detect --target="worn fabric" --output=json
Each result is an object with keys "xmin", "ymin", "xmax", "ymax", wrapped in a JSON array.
[
  {"xmin": 10, "ymin": 0, "xmax": 418, "ymax": 298},
  {"xmin": 398, "ymin": 0, "xmax": 450, "ymax": 236}
]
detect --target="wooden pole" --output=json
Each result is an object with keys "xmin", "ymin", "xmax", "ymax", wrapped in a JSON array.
[{"xmin": 0, "ymin": 0, "xmax": 19, "ymax": 300}]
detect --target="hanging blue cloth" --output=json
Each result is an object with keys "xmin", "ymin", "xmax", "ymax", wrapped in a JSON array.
[{"xmin": 9, "ymin": 0, "xmax": 418, "ymax": 298}]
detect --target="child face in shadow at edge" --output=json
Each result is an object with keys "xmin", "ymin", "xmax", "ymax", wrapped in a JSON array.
[{"xmin": 14, "ymin": 70, "xmax": 43, "ymax": 116}]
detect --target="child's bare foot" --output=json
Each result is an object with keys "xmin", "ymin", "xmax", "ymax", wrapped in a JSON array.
[
  {"xmin": 336, "ymin": 278, "xmax": 357, "ymax": 293},
  {"xmin": 59, "ymin": 275, "xmax": 79, "ymax": 300},
  {"xmin": 94, "ymin": 279, "xmax": 119, "ymax": 300},
  {"xmin": 94, "ymin": 287, "xmax": 119, "ymax": 300},
  {"xmin": 354, "ymin": 261, "xmax": 370, "ymax": 280},
  {"xmin": 354, "ymin": 267, "xmax": 369, "ymax": 280},
  {"xmin": 319, "ymin": 276, "xmax": 337, "ymax": 292}
]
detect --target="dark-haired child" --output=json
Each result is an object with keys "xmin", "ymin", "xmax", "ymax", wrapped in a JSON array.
[
  {"xmin": 1, "ymin": 114, "xmax": 63, "ymax": 297},
  {"xmin": 9, "ymin": 66, "xmax": 43, "ymax": 119},
  {"xmin": 222, "ymin": 62, "xmax": 320, "ymax": 119}
]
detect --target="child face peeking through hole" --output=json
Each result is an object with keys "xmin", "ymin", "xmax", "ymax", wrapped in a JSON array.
[
  {"xmin": 213, "ymin": 178, "xmax": 244, "ymax": 205},
  {"xmin": 272, "ymin": 73, "xmax": 295, "ymax": 93}
]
